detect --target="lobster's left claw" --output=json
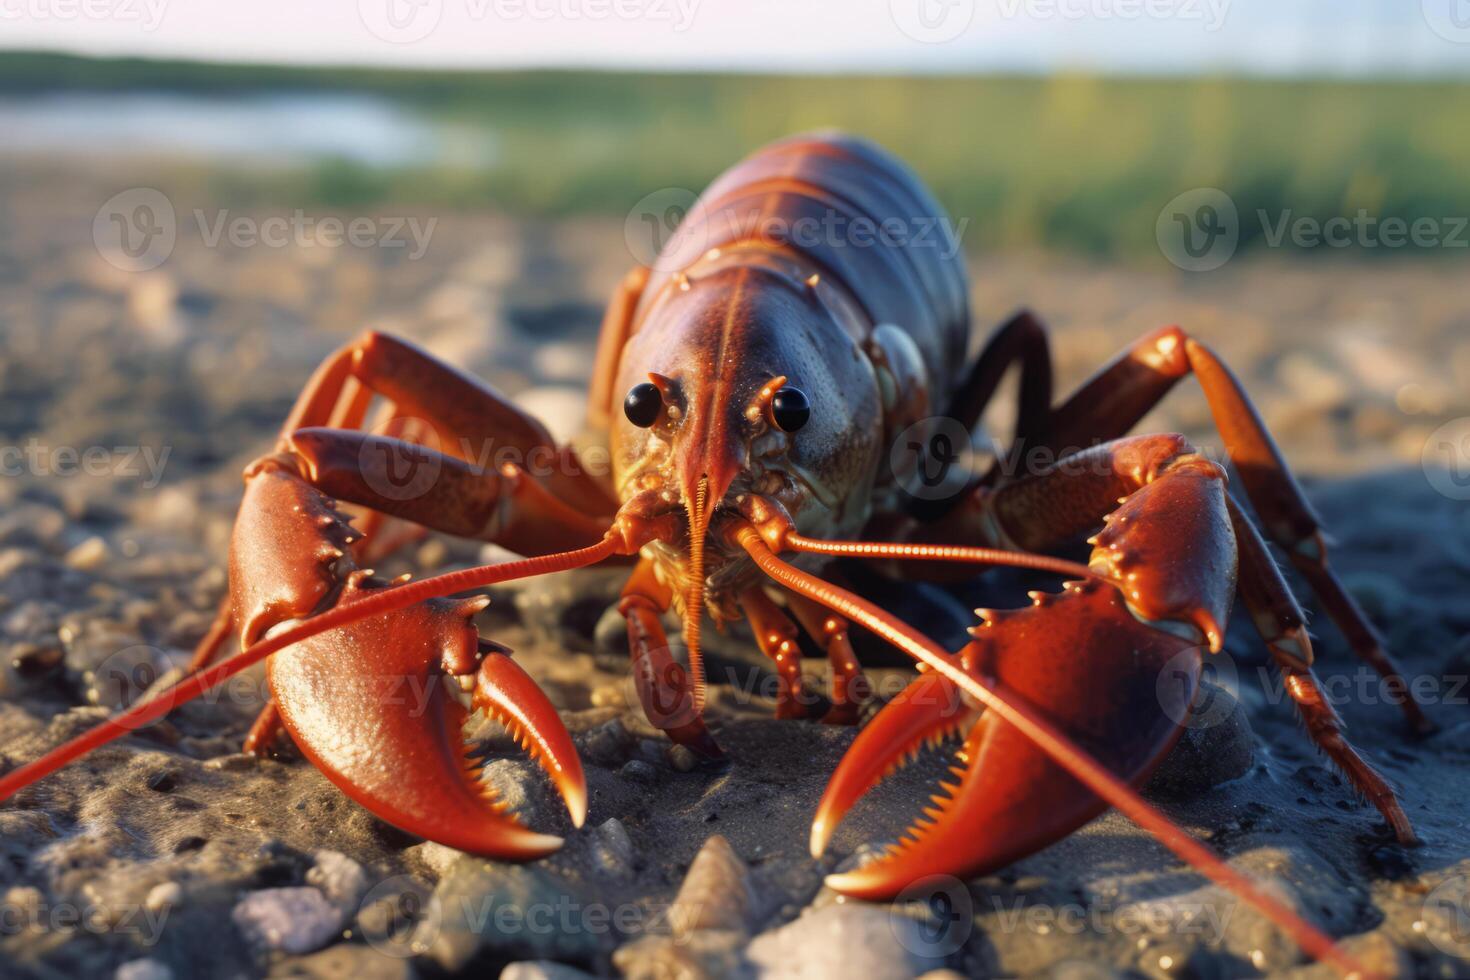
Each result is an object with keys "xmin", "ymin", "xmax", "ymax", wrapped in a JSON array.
[
  {"xmin": 471, "ymin": 647, "xmax": 588, "ymax": 830},
  {"xmin": 267, "ymin": 587, "xmax": 586, "ymax": 860},
  {"xmin": 815, "ymin": 579, "xmax": 1203, "ymax": 901}
]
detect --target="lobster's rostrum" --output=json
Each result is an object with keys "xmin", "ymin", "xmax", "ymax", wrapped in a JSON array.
[{"xmin": 1, "ymin": 134, "xmax": 1428, "ymax": 972}]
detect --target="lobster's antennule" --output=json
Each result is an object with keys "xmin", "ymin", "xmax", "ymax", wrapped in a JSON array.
[
  {"xmin": 684, "ymin": 474, "xmax": 711, "ymax": 715},
  {"xmin": 731, "ymin": 523, "xmax": 1372, "ymax": 980},
  {"xmin": 0, "ymin": 535, "xmax": 624, "ymax": 805}
]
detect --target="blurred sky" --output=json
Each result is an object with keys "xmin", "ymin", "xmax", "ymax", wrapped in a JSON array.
[{"xmin": 1, "ymin": 0, "xmax": 1468, "ymax": 75}]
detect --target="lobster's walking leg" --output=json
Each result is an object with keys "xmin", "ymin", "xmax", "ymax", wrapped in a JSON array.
[
  {"xmin": 740, "ymin": 587, "xmax": 816, "ymax": 720},
  {"xmin": 588, "ymin": 265, "xmax": 650, "ymax": 433},
  {"xmin": 242, "ymin": 701, "xmax": 283, "ymax": 756},
  {"xmin": 1039, "ymin": 324, "xmax": 1431, "ymax": 733},
  {"xmin": 187, "ymin": 596, "xmax": 236, "ymax": 671},
  {"xmin": 945, "ymin": 309, "xmax": 1054, "ymax": 465},
  {"xmin": 783, "ymin": 592, "xmax": 867, "ymax": 725},
  {"xmin": 289, "ymin": 330, "xmax": 615, "ymax": 512},
  {"xmin": 618, "ymin": 558, "xmax": 724, "ymax": 759},
  {"xmin": 1226, "ymin": 497, "xmax": 1415, "ymax": 842},
  {"xmin": 284, "ymin": 428, "xmax": 610, "ymax": 556}
]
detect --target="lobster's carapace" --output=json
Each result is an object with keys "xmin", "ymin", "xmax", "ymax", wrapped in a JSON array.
[{"xmin": 0, "ymin": 133, "xmax": 1427, "ymax": 977}]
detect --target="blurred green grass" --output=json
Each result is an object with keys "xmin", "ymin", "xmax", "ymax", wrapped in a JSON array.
[{"xmin": 5, "ymin": 52, "xmax": 1470, "ymax": 257}]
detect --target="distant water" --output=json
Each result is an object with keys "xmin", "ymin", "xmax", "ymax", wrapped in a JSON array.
[{"xmin": 0, "ymin": 92, "xmax": 495, "ymax": 168}]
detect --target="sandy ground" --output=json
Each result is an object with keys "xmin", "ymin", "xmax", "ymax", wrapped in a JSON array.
[{"xmin": 0, "ymin": 163, "xmax": 1469, "ymax": 979}]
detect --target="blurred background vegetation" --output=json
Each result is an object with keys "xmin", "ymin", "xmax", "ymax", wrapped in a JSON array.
[{"xmin": 4, "ymin": 51, "xmax": 1469, "ymax": 258}]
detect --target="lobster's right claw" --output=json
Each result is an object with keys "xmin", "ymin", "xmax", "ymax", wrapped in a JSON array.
[{"xmin": 812, "ymin": 579, "xmax": 1203, "ymax": 901}]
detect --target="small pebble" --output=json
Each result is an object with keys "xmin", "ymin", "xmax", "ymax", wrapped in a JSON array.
[
  {"xmin": 144, "ymin": 882, "xmax": 182, "ymax": 912},
  {"xmin": 590, "ymin": 818, "xmax": 635, "ymax": 879},
  {"xmin": 670, "ymin": 835, "xmax": 753, "ymax": 935},
  {"xmin": 667, "ymin": 744, "xmax": 697, "ymax": 772},
  {"xmin": 619, "ymin": 760, "xmax": 657, "ymax": 784},
  {"xmin": 231, "ymin": 886, "xmax": 345, "ymax": 954},
  {"xmin": 590, "ymin": 683, "xmax": 625, "ymax": 708},
  {"xmin": 64, "ymin": 536, "xmax": 110, "ymax": 571},
  {"xmin": 581, "ymin": 718, "xmax": 632, "ymax": 767},
  {"xmin": 116, "ymin": 961, "xmax": 173, "ymax": 980},
  {"xmin": 308, "ymin": 850, "xmax": 370, "ymax": 910},
  {"xmin": 500, "ymin": 961, "xmax": 599, "ymax": 980}
]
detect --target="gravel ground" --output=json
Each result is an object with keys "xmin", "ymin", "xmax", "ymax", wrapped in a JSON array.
[{"xmin": 0, "ymin": 163, "xmax": 1468, "ymax": 980}]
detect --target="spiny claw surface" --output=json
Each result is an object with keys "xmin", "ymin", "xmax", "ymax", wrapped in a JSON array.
[
  {"xmin": 236, "ymin": 457, "xmax": 584, "ymax": 859},
  {"xmin": 810, "ymin": 670, "xmax": 978, "ymax": 860},
  {"xmin": 817, "ymin": 580, "xmax": 1201, "ymax": 900},
  {"xmin": 266, "ymin": 586, "xmax": 586, "ymax": 858}
]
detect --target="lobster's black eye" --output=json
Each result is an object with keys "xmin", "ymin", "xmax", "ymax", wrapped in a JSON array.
[
  {"xmin": 624, "ymin": 382, "xmax": 663, "ymax": 428},
  {"xmin": 771, "ymin": 386, "xmax": 810, "ymax": 432}
]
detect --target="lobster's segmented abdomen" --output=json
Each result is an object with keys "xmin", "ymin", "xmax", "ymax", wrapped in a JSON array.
[{"xmin": 640, "ymin": 133, "xmax": 970, "ymax": 400}]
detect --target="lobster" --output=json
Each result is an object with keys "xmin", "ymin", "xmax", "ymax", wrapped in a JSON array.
[{"xmin": 0, "ymin": 134, "xmax": 1429, "ymax": 974}]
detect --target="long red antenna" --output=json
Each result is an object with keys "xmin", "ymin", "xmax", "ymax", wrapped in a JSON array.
[
  {"xmin": 736, "ymin": 525, "xmax": 1372, "ymax": 980},
  {"xmin": 783, "ymin": 531, "xmax": 1097, "ymax": 580},
  {"xmin": 0, "ymin": 536, "xmax": 620, "ymax": 803}
]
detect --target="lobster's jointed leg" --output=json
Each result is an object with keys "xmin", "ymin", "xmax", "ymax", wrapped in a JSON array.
[
  {"xmin": 242, "ymin": 701, "xmax": 283, "ymax": 756},
  {"xmin": 1040, "ymin": 324, "xmax": 1431, "ymax": 734},
  {"xmin": 784, "ymin": 592, "xmax": 868, "ymax": 725},
  {"xmin": 740, "ymin": 587, "xmax": 816, "ymax": 721},
  {"xmin": 588, "ymin": 264, "xmax": 651, "ymax": 433},
  {"xmin": 284, "ymin": 331, "xmax": 614, "ymax": 509},
  {"xmin": 946, "ymin": 308, "xmax": 1054, "ymax": 472},
  {"xmin": 618, "ymin": 558, "xmax": 724, "ymax": 759},
  {"xmin": 1226, "ymin": 497, "xmax": 1415, "ymax": 842}
]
